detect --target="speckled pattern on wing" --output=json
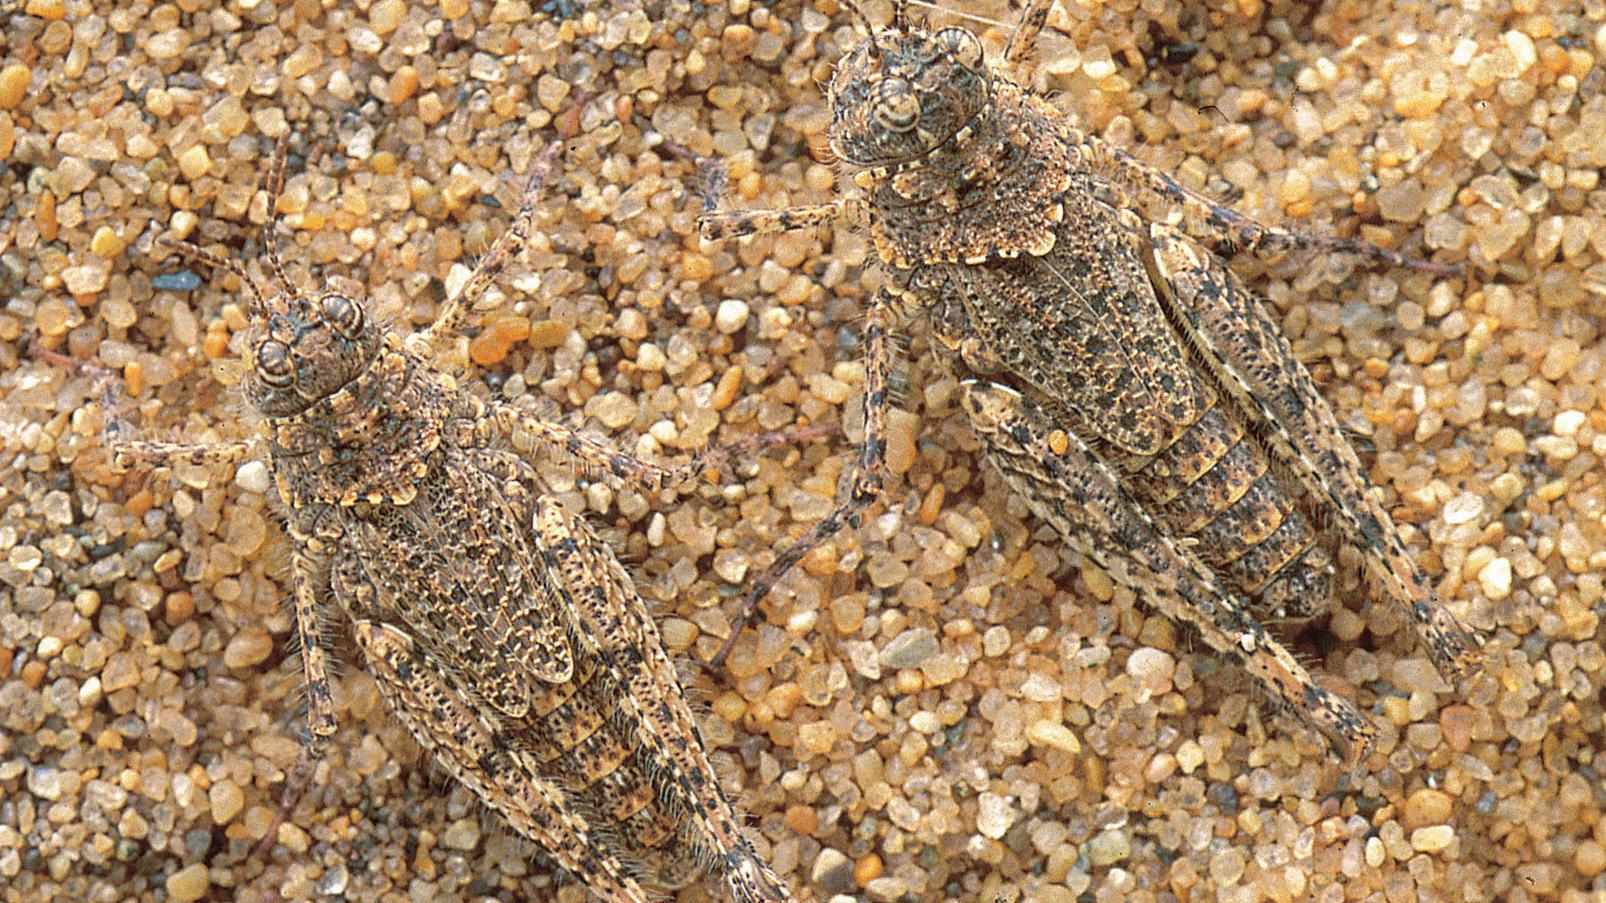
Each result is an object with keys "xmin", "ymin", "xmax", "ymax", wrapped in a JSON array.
[
  {"xmin": 102, "ymin": 135, "xmax": 792, "ymax": 903},
  {"xmin": 913, "ymin": 181, "xmax": 1206, "ymax": 456},
  {"xmin": 698, "ymin": 0, "xmax": 1478, "ymax": 760}
]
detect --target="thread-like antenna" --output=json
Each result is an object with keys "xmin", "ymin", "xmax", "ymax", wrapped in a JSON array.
[
  {"xmin": 905, "ymin": 0, "xmax": 1008, "ymax": 29},
  {"xmin": 838, "ymin": 0, "xmax": 882, "ymax": 59},
  {"xmin": 837, "ymin": 0, "xmax": 877, "ymax": 33},
  {"xmin": 261, "ymin": 131, "xmax": 297, "ymax": 295},
  {"xmin": 157, "ymin": 237, "xmax": 268, "ymax": 317}
]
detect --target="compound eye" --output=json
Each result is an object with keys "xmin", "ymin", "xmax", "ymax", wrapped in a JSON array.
[
  {"xmin": 936, "ymin": 27, "xmax": 983, "ymax": 69},
  {"xmin": 254, "ymin": 340, "xmax": 295, "ymax": 388},
  {"xmin": 873, "ymin": 77, "xmax": 920, "ymax": 133},
  {"xmin": 319, "ymin": 293, "xmax": 363, "ymax": 340}
]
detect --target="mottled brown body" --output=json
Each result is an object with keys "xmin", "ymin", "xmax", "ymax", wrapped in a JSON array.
[
  {"xmin": 700, "ymin": 0, "xmax": 1479, "ymax": 763},
  {"xmin": 104, "ymin": 135, "xmax": 791, "ymax": 903},
  {"xmin": 922, "ymin": 169, "xmax": 1333, "ymax": 625},
  {"xmin": 314, "ymin": 433, "xmax": 716, "ymax": 890}
]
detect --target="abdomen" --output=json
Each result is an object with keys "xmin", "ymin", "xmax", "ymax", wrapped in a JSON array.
[
  {"xmin": 511, "ymin": 649, "xmax": 703, "ymax": 888},
  {"xmin": 1118, "ymin": 384, "xmax": 1333, "ymax": 622}
]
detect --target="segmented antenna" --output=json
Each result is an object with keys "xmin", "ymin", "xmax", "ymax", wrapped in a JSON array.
[
  {"xmin": 838, "ymin": 0, "xmax": 883, "ymax": 60},
  {"xmin": 157, "ymin": 237, "xmax": 267, "ymax": 317},
  {"xmin": 261, "ymin": 131, "xmax": 298, "ymax": 295},
  {"xmin": 837, "ymin": 0, "xmax": 877, "ymax": 33}
]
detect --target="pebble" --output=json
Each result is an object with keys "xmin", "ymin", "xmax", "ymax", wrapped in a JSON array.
[
  {"xmin": 879, "ymin": 628, "xmax": 939, "ymax": 670},
  {"xmin": 0, "ymin": 63, "xmax": 29, "ymax": 109},
  {"xmin": 798, "ymin": 721, "xmax": 837, "ymax": 756},
  {"xmin": 234, "ymin": 460, "xmax": 271, "ymax": 494},
  {"xmin": 222, "ymin": 629, "xmax": 273, "ymax": 669},
  {"xmin": 527, "ymin": 319, "xmax": 568, "ymax": 349},
  {"xmin": 1366, "ymin": 836, "xmax": 1386, "ymax": 868},
  {"xmin": 369, "ymin": 0, "xmax": 407, "ymax": 34},
  {"xmin": 1019, "ymin": 672, "xmax": 1061, "ymax": 702},
  {"xmin": 1085, "ymin": 829, "xmax": 1130, "ymax": 867},
  {"xmin": 811, "ymin": 848, "xmax": 856, "ymax": 894},
  {"xmin": 1411, "ymin": 825, "xmax": 1456, "ymax": 853},
  {"xmin": 152, "ymin": 270, "xmax": 202, "ymax": 292},
  {"xmin": 317, "ymin": 865, "xmax": 351, "ymax": 896},
  {"xmin": 165, "ymin": 863, "xmax": 210, "ymax": 902},
  {"xmin": 1477, "ymin": 557, "xmax": 1512, "ymax": 599},
  {"xmin": 1209, "ymin": 848, "xmax": 1246, "ymax": 886},
  {"xmin": 854, "ymin": 852, "xmax": 883, "ymax": 886},
  {"xmin": 865, "ymin": 877, "xmax": 908, "ymax": 902},
  {"xmin": 1441, "ymin": 492, "xmax": 1484, "ymax": 525},
  {"xmin": 1576, "ymin": 840, "xmax": 1606, "ymax": 879},
  {"xmin": 975, "ymin": 792, "xmax": 1016, "ymax": 839},
  {"xmin": 442, "ymin": 818, "xmax": 481, "ymax": 851},
  {"xmin": 1403, "ymin": 788, "xmax": 1453, "ymax": 829},
  {"xmin": 100, "ymin": 652, "xmax": 140, "ymax": 693},
  {"xmin": 1125, "ymin": 647, "xmax": 1176, "ymax": 695},
  {"xmin": 63, "ymin": 264, "xmax": 109, "ymax": 295},
  {"xmin": 177, "ymin": 146, "xmax": 211, "ymax": 181},
  {"xmin": 715, "ymin": 299, "xmax": 751, "ymax": 334},
  {"xmin": 1025, "ymin": 721, "xmax": 1081, "ymax": 755},
  {"xmin": 26, "ymin": 765, "xmax": 64, "ymax": 801},
  {"xmin": 209, "ymin": 780, "xmax": 244, "ymax": 825},
  {"xmin": 592, "ymin": 392, "xmax": 638, "ymax": 430}
]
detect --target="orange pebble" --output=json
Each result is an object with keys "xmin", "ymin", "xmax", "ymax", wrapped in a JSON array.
[
  {"xmin": 22, "ymin": 659, "xmax": 47, "ymax": 689},
  {"xmin": 126, "ymin": 489, "xmax": 153, "ymax": 517},
  {"xmin": 854, "ymin": 853, "xmax": 883, "ymax": 886},
  {"xmin": 784, "ymin": 804, "xmax": 818, "ymax": 836},
  {"xmin": 203, "ymin": 326, "xmax": 230, "ymax": 359},
  {"xmin": 37, "ymin": 190, "xmax": 57, "ymax": 242},
  {"xmin": 469, "ymin": 333, "xmax": 512, "ymax": 366},
  {"xmin": 388, "ymin": 65, "xmax": 420, "ymax": 104},
  {"xmin": 917, "ymin": 481, "xmax": 945, "ymax": 526},
  {"xmin": 123, "ymin": 361, "xmax": 144, "ymax": 398},
  {"xmin": 164, "ymin": 591, "xmax": 194, "ymax": 626}
]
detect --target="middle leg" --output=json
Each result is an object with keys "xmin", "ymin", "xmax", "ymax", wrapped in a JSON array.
[{"xmin": 712, "ymin": 285, "xmax": 902, "ymax": 667}]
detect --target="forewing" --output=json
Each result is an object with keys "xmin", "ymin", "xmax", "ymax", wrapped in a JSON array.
[
  {"xmin": 951, "ymin": 195, "xmax": 1205, "ymax": 455},
  {"xmin": 335, "ymin": 454, "xmax": 575, "ymax": 720}
]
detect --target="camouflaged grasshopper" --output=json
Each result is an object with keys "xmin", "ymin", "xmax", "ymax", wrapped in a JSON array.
[
  {"xmin": 698, "ymin": 0, "xmax": 1480, "ymax": 763},
  {"xmin": 102, "ymin": 134, "xmax": 792, "ymax": 903}
]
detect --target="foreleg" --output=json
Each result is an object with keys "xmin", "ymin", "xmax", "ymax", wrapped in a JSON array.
[{"xmin": 713, "ymin": 286, "xmax": 901, "ymax": 667}]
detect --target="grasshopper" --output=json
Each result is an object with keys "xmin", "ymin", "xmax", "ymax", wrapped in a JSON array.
[
  {"xmin": 101, "ymin": 133, "xmax": 792, "ymax": 903},
  {"xmin": 698, "ymin": 0, "xmax": 1480, "ymax": 763}
]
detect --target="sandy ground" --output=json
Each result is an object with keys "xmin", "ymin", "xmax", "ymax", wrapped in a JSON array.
[{"xmin": 2, "ymin": 0, "xmax": 1604, "ymax": 901}]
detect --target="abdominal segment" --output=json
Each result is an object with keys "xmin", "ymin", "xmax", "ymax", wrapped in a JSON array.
[
  {"xmin": 1122, "ymin": 387, "xmax": 1333, "ymax": 622},
  {"xmin": 513, "ymin": 646, "xmax": 702, "ymax": 888}
]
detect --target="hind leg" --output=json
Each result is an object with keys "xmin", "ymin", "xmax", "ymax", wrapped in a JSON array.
[
  {"xmin": 961, "ymin": 379, "xmax": 1376, "ymax": 765},
  {"xmin": 354, "ymin": 619, "xmax": 654, "ymax": 903},
  {"xmin": 536, "ymin": 499, "xmax": 792, "ymax": 903}
]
